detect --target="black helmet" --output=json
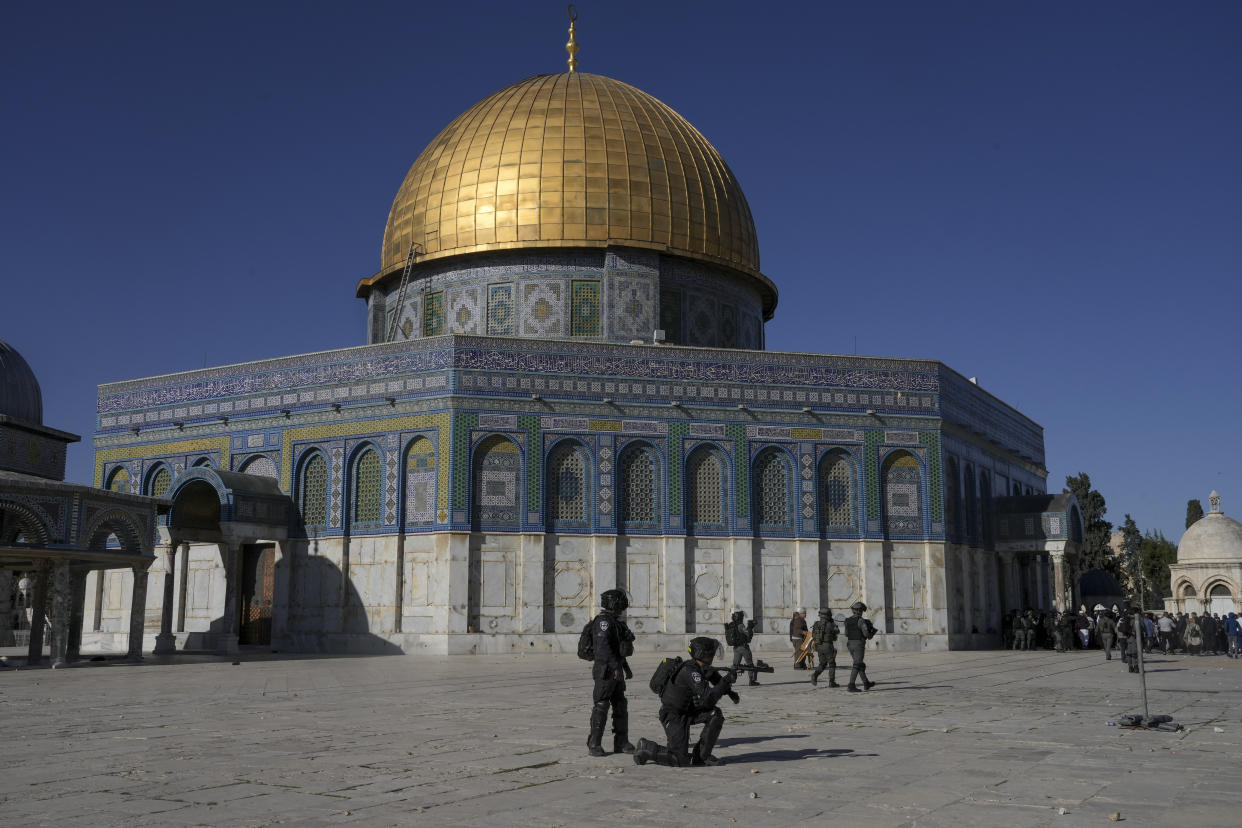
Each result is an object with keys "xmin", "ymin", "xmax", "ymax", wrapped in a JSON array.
[
  {"xmin": 818, "ymin": 608, "xmax": 832, "ymax": 618},
  {"xmin": 731, "ymin": 610, "xmax": 745, "ymax": 623},
  {"xmin": 851, "ymin": 601, "xmax": 867, "ymax": 613},
  {"xmin": 600, "ymin": 589, "xmax": 629, "ymax": 614},
  {"xmin": 687, "ymin": 637, "xmax": 720, "ymax": 663}
]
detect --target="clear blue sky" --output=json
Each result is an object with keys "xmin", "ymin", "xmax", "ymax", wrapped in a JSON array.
[{"xmin": 4, "ymin": 1, "xmax": 1239, "ymax": 542}]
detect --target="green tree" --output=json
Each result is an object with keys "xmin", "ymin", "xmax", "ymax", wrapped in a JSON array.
[
  {"xmin": 1118, "ymin": 514, "xmax": 1144, "ymax": 606},
  {"xmin": 1186, "ymin": 499, "xmax": 1204, "ymax": 528},
  {"xmin": 1064, "ymin": 472, "xmax": 1115, "ymax": 577},
  {"xmin": 1140, "ymin": 529, "xmax": 1178, "ymax": 608}
]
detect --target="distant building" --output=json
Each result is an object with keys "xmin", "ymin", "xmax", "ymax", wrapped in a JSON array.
[{"xmin": 1165, "ymin": 491, "xmax": 1242, "ymax": 616}]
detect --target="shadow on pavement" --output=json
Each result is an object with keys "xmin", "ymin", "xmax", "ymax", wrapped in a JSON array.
[
  {"xmin": 728, "ymin": 747, "xmax": 865, "ymax": 763},
  {"xmin": 717, "ymin": 734, "xmax": 808, "ymax": 747}
]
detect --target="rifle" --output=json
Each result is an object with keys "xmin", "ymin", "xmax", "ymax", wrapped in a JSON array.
[{"xmin": 705, "ymin": 661, "xmax": 774, "ymax": 705}]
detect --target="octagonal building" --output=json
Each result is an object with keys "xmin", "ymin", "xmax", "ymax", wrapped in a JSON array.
[{"xmin": 89, "ymin": 57, "xmax": 1079, "ymax": 656}]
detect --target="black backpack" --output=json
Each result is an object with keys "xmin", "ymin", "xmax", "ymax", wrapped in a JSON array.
[
  {"xmin": 724, "ymin": 622, "xmax": 739, "ymax": 646},
  {"xmin": 649, "ymin": 656, "xmax": 685, "ymax": 695},
  {"xmin": 577, "ymin": 619, "xmax": 595, "ymax": 661}
]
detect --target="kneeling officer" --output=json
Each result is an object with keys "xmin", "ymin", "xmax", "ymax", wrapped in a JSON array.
[{"xmin": 634, "ymin": 637, "xmax": 737, "ymax": 767}]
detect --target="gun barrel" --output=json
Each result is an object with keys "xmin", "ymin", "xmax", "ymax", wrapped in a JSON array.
[{"xmin": 714, "ymin": 663, "xmax": 775, "ymax": 673}]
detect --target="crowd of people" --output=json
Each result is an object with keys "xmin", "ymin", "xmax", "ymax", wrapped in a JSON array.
[{"xmin": 1003, "ymin": 605, "xmax": 1242, "ymax": 658}]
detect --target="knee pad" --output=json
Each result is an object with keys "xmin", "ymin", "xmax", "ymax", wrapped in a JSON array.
[{"xmin": 592, "ymin": 700, "xmax": 611, "ymax": 716}]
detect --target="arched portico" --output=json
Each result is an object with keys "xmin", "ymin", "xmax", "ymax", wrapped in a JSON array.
[{"xmin": 161, "ymin": 468, "xmax": 291, "ymax": 655}]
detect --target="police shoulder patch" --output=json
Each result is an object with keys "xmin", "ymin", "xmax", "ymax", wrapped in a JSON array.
[
  {"xmin": 691, "ymin": 672, "xmax": 702, "ymax": 682},
  {"xmin": 599, "ymin": 620, "xmax": 609, "ymax": 631}
]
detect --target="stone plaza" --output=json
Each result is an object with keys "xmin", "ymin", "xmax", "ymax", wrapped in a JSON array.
[{"xmin": 2, "ymin": 646, "xmax": 1239, "ymax": 827}]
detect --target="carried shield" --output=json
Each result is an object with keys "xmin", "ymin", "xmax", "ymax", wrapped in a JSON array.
[{"xmin": 795, "ymin": 629, "xmax": 816, "ymax": 668}]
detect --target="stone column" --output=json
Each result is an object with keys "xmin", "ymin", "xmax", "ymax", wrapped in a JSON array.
[
  {"xmin": 67, "ymin": 569, "xmax": 87, "ymax": 661},
  {"xmin": 26, "ymin": 562, "xmax": 50, "ymax": 666},
  {"xmin": 0, "ymin": 570, "xmax": 12, "ymax": 647},
  {"xmin": 1050, "ymin": 550, "xmax": 1067, "ymax": 612},
  {"xmin": 215, "ymin": 542, "xmax": 242, "ymax": 655},
  {"xmin": 49, "ymin": 560, "xmax": 73, "ymax": 668},
  {"xmin": 126, "ymin": 565, "xmax": 149, "ymax": 661},
  {"xmin": 153, "ymin": 538, "xmax": 179, "ymax": 654}
]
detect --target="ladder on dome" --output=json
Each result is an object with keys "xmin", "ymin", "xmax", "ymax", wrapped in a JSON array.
[{"xmin": 386, "ymin": 242, "xmax": 421, "ymax": 343}]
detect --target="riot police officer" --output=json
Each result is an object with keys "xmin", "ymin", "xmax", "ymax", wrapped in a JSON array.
[
  {"xmin": 587, "ymin": 588, "xmax": 635, "ymax": 757},
  {"xmin": 844, "ymin": 601, "xmax": 877, "ymax": 691},
  {"xmin": 809, "ymin": 608, "xmax": 840, "ymax": 687},
  {"xmin": 634, "ymin": 637, "xmax": 737, "ymax": 767},
  {"xmin": 726, "ymin": 610, "xmax": 760, "ymax": 685}
]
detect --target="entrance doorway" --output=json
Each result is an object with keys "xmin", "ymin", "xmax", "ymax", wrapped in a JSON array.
[{"xmin": 239, "ymin": 544, "xmax": 275, "ymax": 645}]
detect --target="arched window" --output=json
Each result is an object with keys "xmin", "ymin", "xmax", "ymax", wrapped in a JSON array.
[
  {"xmin": 686, "ymin": 445, "xmax": 727, "ymax": 534},
  {"xmin": 239, "ymin": 455, "xmax": 277, "ymax": 479},
  {"xmin": 619, "ymin": 442, "xmax": 658, "ymax": 531},
  {"xmin": 980, "ymin": 471, "xmax": 993, "ymax": 547},
  {"xmin": 404, "ymin": 436, "xmax": 436, "ymax": 526},
  {"xmin": 944, "ymin": 457, "xmax": 960, "ymax": 540},
  {"xmin": 963, "ymin": 465, "xmax": 978, "ymax": 543},
  {"xmin": 882, "ymin": 451, "xmax": 923, "ymax": 537},
  {"xmin": 107, "ymin": 466, "xmax": 130, "ymax": 493},
  {"xmin": 819, "ymin": 450, "xmax": 855, "ymax": 530},
  {"xmin": 472, "ymin": 435, "xmax": 521, "ymax": 529},
  {"xmin": 352, "ymin": 448, "xmax": 382, "ymax": 525},
  {"xmin": 1181, "ymin": 583, "xmax": 1197, "ymax": 598},
  {"xmin": 547, "ymin": 440, "xmax": 589, "ymax": 529},
  {"xmin": 147, "ymin": 466, "xmax": 171, "ymax": 498},
  {"xmin": 753, "ymin": 448, "xmax": 791, "ymax": 534},
  {"xmin": 299, "ymin": 453, "xmax": 329, "ymax": 528}
]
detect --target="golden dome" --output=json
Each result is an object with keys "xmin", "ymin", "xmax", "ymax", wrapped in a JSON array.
[{"xmin": 369, "ymin": 72, "xmax": 768, "ymax": 302}]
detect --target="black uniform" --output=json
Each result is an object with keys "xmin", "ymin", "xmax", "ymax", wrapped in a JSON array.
[
  {"xmin": 588, "ymin": 610, "xmax": 633, "ymax": 754},
  {"xmin": 844, "ymin": 611, "xmax": 877, "ymax": 690},
  {"xmin": 728, "ymin": 614, "xmax": 759, "ymax": 685},
  {"xmin": 642, "ymin": 659, "xmax": 734, "ymax": 766},
  {"xmin": 809, "ymin": 613, "xmax": 839, "ymax": 687},
  {"xmin": 1097, "ymin": 613, "xmax": 1117, "ymax": 659}
]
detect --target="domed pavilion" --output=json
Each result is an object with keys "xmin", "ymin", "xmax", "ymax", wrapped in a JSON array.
[
  {"xmin": 87, "ymin": 16, "xmax": 1073, "ymax": 656},
  {"xmin": 1165, "ymin": 491, "xmax": 1242, "ymax": 616},
  {"xmin": 1, "ymin": 339, "xmax": 165, "ymax": 666}
]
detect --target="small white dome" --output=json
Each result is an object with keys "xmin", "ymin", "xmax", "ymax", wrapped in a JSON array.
[{"xmin": 1176, "ymin": 494, "xmax": 1242, "ymax": 563}]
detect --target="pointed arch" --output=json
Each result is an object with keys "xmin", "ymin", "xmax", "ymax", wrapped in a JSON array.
[
  {"xmin": 350, "ymin": 444, "xmax": 383, "ymax": 525},
  {"xmin": 144, "ymin": 463, "xmax": 172, "ymax": 498},
  {"xmin": 238, "ymin": 454, "xmax": 278, "ymax": 479},
  {"xmin": 882, "ymin": 449, "xmax": 925, "ymax": 538},
  {"xmin": 546, "ymin": 438, "xmax": 591, "ymax": 530},
  {"xmin": 0, "ymin": 500, "xmax": 52, "ymax": 546},
  {"xmin": 403, "ymin": 435, "xmax": 437, "ymax": 527},
  {"xmin": 106, "ymin": 466, "xmax": 131, "ymax": 493},
  {"xmin": 83, "ymin": 509, "xmax": 146, "ymax": 555},
  {"xmin": 191, "ymin": 456, "xmax": 213, "ymax": 468},
  {"xmin": 297, "ymin": 450, "xmax": 329, "ymax": 528},
  {"xmin": 819, "ymin": 448, "xmax": 857, "ymax": 532},
  {"xmin": 944, "ymin": 456, "xmax": 961, "ymax": 541},
  {"xmin": 752, "ymin": 446, "xmax": 792, "ymax": 535},
  {"xmin": 472, "ymin": 434, "xmax": 522, "ymax": 530},
  {"xmin": 618, "ymin": 440, "xmax": 660, "ymax": 532},
  {"xmin": 686, "ymin": 443, "xmax": 728, "ymax": 535}
]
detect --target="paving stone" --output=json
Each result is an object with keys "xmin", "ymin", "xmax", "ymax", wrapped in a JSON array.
[{"xmin": 1, "ymin": 648, "xmax": 1240, "ymax": 826}]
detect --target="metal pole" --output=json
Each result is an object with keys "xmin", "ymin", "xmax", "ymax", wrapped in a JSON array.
[{"xmin": 1134, "ymin": 608, "xmax": 1149, "ymax": 720}]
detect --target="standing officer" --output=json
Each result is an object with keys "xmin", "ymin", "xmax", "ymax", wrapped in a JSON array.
[
  {"xmin": 587, "ymin": 588, "xmax": 634, "ymax": 757},
  {"xmin": 634, "ymin": 636, "xmax": 737, "ymax": 767},
  {"xmin": 789, "ymin": 608, "xmax": 809, "ymax": 669},
  {"xmin": 809, "ymin": 608, "xmax": 840, "ymax": 687},
  {"xmin": 726, "ymin": 610, "xmax": 760, "ymax": 685},
  {"xmin": 1012, "ymin": 610, "xmax": 1029, "ymax": 651},
  {"xmin": 844, "ymin": 601, "xmax": 877, "ymax": 691},
  {"xmin": 1097, "ymin": 609, "xmax": 1117, "ymax": 660}
]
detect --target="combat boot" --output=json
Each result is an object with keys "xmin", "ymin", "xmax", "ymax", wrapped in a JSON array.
[
  {"xmin": 613, "ymin": 734, "xmax": 635, "ymax": 754},
  {"xmin": 847, "ymin": 685, "xmax": 861, "ymax": 692},
  {"xmin": 587, "ymin": 706, "xmax": 608, "ymax": 757},
  {"xmin": 692, "ymin": 710, "xmax": 725, "ymax": 766},
  {"xmin": 810, "ymin": 671, "xmax": 819, "ymax": 686}
]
